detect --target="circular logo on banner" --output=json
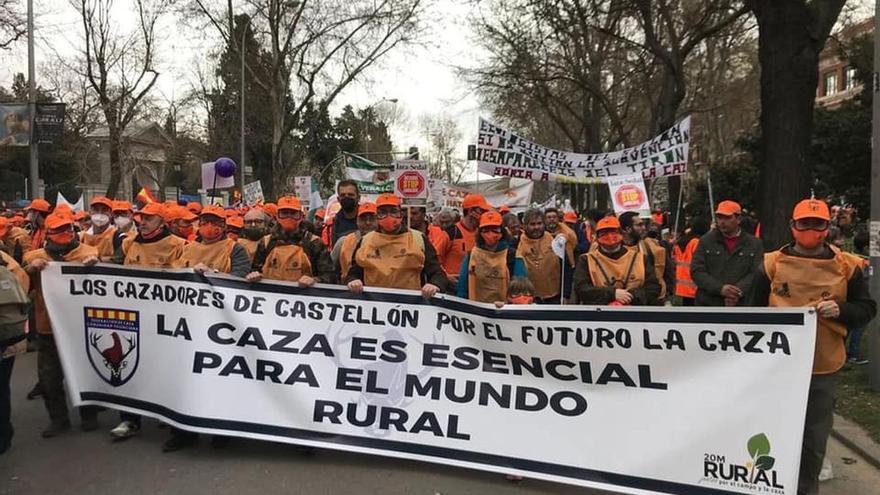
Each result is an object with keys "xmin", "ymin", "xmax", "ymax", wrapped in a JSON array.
[
  {"xmin": 396, "ymin": 171, "xmax": 425, "ymax": 197},
  {"xmin": 615, "ymin": 185, "xmax": 645, "ymax": 209}
]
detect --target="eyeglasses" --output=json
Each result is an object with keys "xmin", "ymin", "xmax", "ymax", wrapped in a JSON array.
[
  {"xmin": 376, "ymin": 209, "xmax": 402, "ymax": 219},
  {"xmin": 244, "ymin": 219, "xmax": 265, "ymax": 226},
  {"xmin": 793, "ymin": 218, "xmax": 829, "ymax": 231}
]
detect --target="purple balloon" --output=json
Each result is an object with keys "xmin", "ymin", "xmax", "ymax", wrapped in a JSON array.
[{"xmin": 214, "ymin": 157, "xmax": 236, "ymax": 178}]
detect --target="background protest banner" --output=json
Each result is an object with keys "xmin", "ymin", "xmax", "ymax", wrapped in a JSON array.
[
  {"xmin": 44, "ymin": 264, "xmax": 815, "ymax": 495},
  {"xmin": 242, "ymin": 180, "xmax": 264, "ymax": 205},
  {"xmin": 476, "ymin": 117, "xmax": 690, "ymax": 184},
  {"xmin": 344, "ymin": 152, "xmax": 394, "ymax": 195},
  {"xmin": 430, "ymin": 179, "xmax": 534, "ymax": 212},
  {"xmin": 0, "ymin": 103, "xmax": 30, "ymax": 146},
  {"xmin": 609, "ymin": 173, "xmax": 652, "ymax": 216},
  {"xmin": 201, "ymin": 161, "xmax": 236, "ymax": 190}
]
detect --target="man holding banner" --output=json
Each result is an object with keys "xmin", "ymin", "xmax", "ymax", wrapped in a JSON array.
[
  {"xmin": 573, "ymin": 216, "xmax": 659, "ymax": 306},
  {"xmin": 455, "ymin": 211, "xmax": 526, "ymax": 303},
  {"xmin": 755, "ymin": 198, "xmax": 876, "ymax": 495},
  {"xmin": 347, "ymin": 193, "xmax": 447, "ymax": 298}
]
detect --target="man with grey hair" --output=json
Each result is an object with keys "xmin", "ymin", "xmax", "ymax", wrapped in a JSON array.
[
  {"xmin": 238, "ymin": 208, "xmax": 271, "ymax": 262},
  {"xmin": 515, "ymin": 208, "xmax": 571, "ymax": 303},
  {"xmin": 436, "ymin": 208, "xmax": 455, "ymax": 231}
]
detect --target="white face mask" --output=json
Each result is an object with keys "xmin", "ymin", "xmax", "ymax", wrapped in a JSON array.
[
  {"xmin": 114, "ymin": 216, "xmax": 132, "ymax": 229},
  {"xmin": 91, "ymin": 213, "xmax": 110, "ymax": 227}
]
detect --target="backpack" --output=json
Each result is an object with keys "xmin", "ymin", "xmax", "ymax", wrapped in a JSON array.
[{"xmin": 0, "ymin": 264, "xmax": 28, "ymax": 346}]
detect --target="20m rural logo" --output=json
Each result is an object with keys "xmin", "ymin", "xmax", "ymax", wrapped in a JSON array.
[{"xmin": 702, "ymin": 433, "xmax": 784, "ymax": 493}]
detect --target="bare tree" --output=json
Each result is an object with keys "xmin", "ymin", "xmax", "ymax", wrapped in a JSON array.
[
  {"xmin": 74, "ymin": 0, "xmax": 168, "ymax": 198},
  {"xmin": 419, "ymin": 113, "xmax": 464, "ymax": 184},
  {"xmin": 190, "ymin": 0, "xmax": 425, "ymax": 196},
  {"xmin": 0, "ymin": 0, "xmax": 24, "ymax": 49}
]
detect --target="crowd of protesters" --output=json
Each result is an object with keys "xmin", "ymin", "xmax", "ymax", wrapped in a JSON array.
[{"xmin": 0, "ymin": 180, "xmax": 874, "ymax": 495}]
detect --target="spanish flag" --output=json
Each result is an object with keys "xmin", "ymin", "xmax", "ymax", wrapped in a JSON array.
[{"xmin": 136, "ymin": 187, "xmax": 158, "ymax": 204}]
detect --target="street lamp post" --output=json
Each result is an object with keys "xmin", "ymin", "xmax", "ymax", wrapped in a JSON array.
[{"xmin": 239, "ymin": 15, "xmax": 255, "ymax": 192}]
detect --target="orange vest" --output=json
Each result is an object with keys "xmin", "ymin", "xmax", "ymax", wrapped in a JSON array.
[
  {"xmin": 516, "ymin": 233, "xmax": 560, "ymax": 299},
  {"xmin": 30, "ymin": 227, "xmax": 45, "ymax": 250},
  {"xmin": 355, "ymin": 230, "xmax": 425, "ymax": 290},
  {"xmin": 24, "ymin": 243, "xmax": 98, "ymax": 334},
  {"xmin": 764, "ymin": 246, "xmax": 862, "ymax": 375},
  {"xmin": 467, "ymin": 247, "xmax": 510, "ymax": 303},
  {"xmin": 237, "ymin": 237, "xmax": 265, "ymax": 262},
  {"xmin": 0, "ymin": 250, "xmax": 28, "ymax": 291},
  {"xmin": 426, "ymin": 224, "xmax": 450, "ymax": 265},
  {"xmin": 81, "ymin": 226, "xmax": 117, "ymax": 259},
  {"xmin": 586, "ymin": 248, "xmax": 646, "ymax": 290},
  {"xmin": 2, "ymin": 227, "xmax": 32, "ymax": 257},
  {"xmin": 443, "ymin": 221, "xmax": 477, "ymax": 276},
  {"xmin": 631, "ymin": 238, "xmax": 667, "ymax": 300},
  {"xmin": 338, "ymin": 232, "xmax": 362, "ymax": 281},
  {"xmin": 673, "ymin": 238, "xmax": 699, "ymax": 298},
  {"xmin": 123, "ymin": 234, "xmax": 186, "ymax": 268},
  {"xmin": 176, "ymin": 238, "xmax": 236, "ymax": 273},
  {"xmin": 261, "ymin": 242, "xmax": 314, "ymax": 282}
]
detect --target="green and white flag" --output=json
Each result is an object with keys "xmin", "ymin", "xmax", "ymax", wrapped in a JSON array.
[{"xmin": 344, "ymin": 152, "xmax": 393, "ymax": 194}]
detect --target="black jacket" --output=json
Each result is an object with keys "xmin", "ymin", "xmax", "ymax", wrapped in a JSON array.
[{"xmin": 690, "ymin": 229, "xmax": 764, "ymax": 306}]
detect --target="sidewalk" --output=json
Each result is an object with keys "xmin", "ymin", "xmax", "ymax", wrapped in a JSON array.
[{"xmin": 832, "ymin": 413, "xmax": 880, "ymax": 469}]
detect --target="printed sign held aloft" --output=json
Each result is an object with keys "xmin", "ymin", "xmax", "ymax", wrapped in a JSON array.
[
  {"xmin": 476, "ymin": 117, "xmax": 690, "ymax": 184},
  {"xmin": 393, "ymin": 159, "xmax": 428, "ymax": 206},
  {"xmin": 242, "ymin": 181, "xmax": 264, "ymax": 206},
  {"xmin": 608, "ymin": 173, "xmax": 651, "ymax": 217}
]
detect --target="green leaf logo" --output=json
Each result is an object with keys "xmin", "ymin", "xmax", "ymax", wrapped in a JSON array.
[
  {"xmin": 755, "ymin": 455, "xmax": 776, "ymax": 471},
  {"xmin": 747, "ymin": 433, "xmax": 771, "ymax": 459}
]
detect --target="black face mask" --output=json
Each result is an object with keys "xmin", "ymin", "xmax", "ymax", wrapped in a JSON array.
[
  {"xmin": 243, "ymin": 228, "xmax": 265, "ymax": 241},
  {"xmin": 340, "ymin": 197, "xmax": 358, "ymax": 213}
]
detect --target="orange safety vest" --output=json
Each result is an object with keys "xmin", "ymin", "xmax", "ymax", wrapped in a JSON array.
[
  {"xmin": 467, "ymin": 247, "xmax": 510, "ymax": 303},
  {"xmin": 122, "ymin": 234, "xmax": 186, "ymax": 268},
  {"xmin": 261, "ymin": 241, "xmax": 314, "ymax": 282},
  {"xmin": 237, "ymin": 236, "xmax": 265, "ymax": 262},
  {"xmin": 2, "ymin": 227, "xmax": 32, "ymax": 257},
  {"xmin": 355, "ymin": 230, "xmax": 425, "ymax": 290},
  {"xmin": 24, "ymin": 243, "xmax": 98, "ymax": 334},
  {"xmin": 764, "ymin": 246, "xmax": 863, "ymax": 375},
  {"xmin": 338, "ymin": 232, "xmax": 362, "ymax": 281},
  {"xmin": 30, "ymin": 227, "xmax": 46, "ymax": 251},
  {"xmin": 516, "ymin": 233, "xmax": 560, "ymax": 299},
  {"xmin": 628, "ymin": 238, "xmax": 667, "ymax": 300},
  {"xmin": 442, "ymin": 221, "xmax": 477, "ymax": 276},
  {"xmin": 426, "ymin": 224, "xmax": 450, "ymax": 266},
  {"xmin": 176, "ymin": 238, "xmax": 236, "ymax": 273},
  {"xmin": 81, "ymin": 226, "xmax": 117, "ymax": 259},
  {"xmin": 586, "ymin": 248, "xmax": 646, "ymax": 290},
  {"xmin": 673, "ymin": 238, "xmax": 699, "ymax": 298}
]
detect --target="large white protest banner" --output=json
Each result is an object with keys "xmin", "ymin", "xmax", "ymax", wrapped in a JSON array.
[
  {"xmin": 44, "ymin": 263, "xmax": 814, "ymax": 495},
  {"xmin": 476, "ymin": 117, "xmax": 690, "ymax": 184},
  {"xmin": 430, "ymin": 180, "xmax": 534, "ymax": 212}
]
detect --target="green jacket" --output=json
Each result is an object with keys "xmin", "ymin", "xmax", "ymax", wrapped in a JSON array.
[{"xmin": 690, "ymin": 229, "xmax": 764, "ymax": 307}]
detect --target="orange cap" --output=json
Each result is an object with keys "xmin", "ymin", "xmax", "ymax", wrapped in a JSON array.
[
  {"xmin": 596, "ymin": 216, "xmax": 621, "ymax": 231},
  {"xmin": 90, "ymin": 196, "xmax": 114, "ymax": 210},
  {"xmin": 113, "ymin": 200, "xmax": 133, "ymax": 212},
  {"xmin": 277, "ymin": 196, "xmax": 303, "ymax": 212},
  {"xmin": 263, "ymin": 203, "xmax": 278, "ymax": 219},
  {"xmin": 73, "ymin": 211, "xmax": 88, "ymax": 221},
  {"xmin": 226, "ymin": 215, "xmax": 244, "ymax": 229},
  {"xmin": 358, "ymin": 202, "xmax": 377, "ymax": 216},
  {"xmin": 479, "ymin": 210, "xmax": 503, "ymax": 228},
  {"xmin": 715, "ymin": 200, "xmax": 742, "ymax": 216},
  {"xmin": 376, "ymin": 193, "xmax": 401, "ymax": 208},
  {"xmin": 0, "ymin": 217, "xmax": 8, "ymax": 236},
  {"xmin": 138, "ymin": 203, "xmax": 166, "ymax": 218},
  {"xmin": 315, "ymin": 208, "xmax": 326, "ymax": 219},
  {"xmin": 201, "ymin": 205, "xmax": 226, "ymax": 219},
  {"xmin": 499, "ymin": 205, "xmax": 511, "ymax": 214},
  {"xmin": 11, "ymin": 215, "xmax": 25, "ymax": 226},
  {"xmin": 54, "ymin": 204, "xmax": 73, "ymax": 216},
  {"xmin": 793, "ymin": 199, "xmax": 831, "ymax": 221},
  {"xmin": 166, "ymin": 205, "xmax": 197, "ymax": 222},
  {"xmin": 563, "ymin": 211, "xmax": 578, "ymax": 223},
  {"xmin": 186, "ymin": 202, "xmax": 202, "ymax": 214},
  {"xmin": 45, "ymin": 213, "xmax": 74, "ymax": 230},
  {"xmin": 462, "ymin": 193, "xmax": 490, "ymax": 211},
  {"xmin": 27, "ymin": 199, "xmax": 51, "ymax": 213}
]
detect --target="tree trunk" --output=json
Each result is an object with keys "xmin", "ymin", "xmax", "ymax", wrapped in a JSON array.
[
  {"xmin": 751, "ymin": 0, "xmax": 844, "ymax": 249},
  {"xmin": 655, "ymin": 65, "xmax": 685, "ymax": 226},
  {"xmin": 105, "ymin": 121, "xmax": 122, "ymax": 198}
]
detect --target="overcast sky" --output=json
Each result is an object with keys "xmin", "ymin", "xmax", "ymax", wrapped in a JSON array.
[{"xmin": 0, "ymin": 0, "xmax": 873, "ymax": 183}]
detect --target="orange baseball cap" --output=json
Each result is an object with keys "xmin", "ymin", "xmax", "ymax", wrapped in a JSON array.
[
  {"xmin": 358, "ymin": 202, "xmax": 377, "ymax": 216},
  {"xmin": 499, "ymin": 205, "xmax": 511, "ymax": 215},
  {"xmin": 166, "ymin": 205, "xmax": 197, "ymax": 222},
  {"xmin": 596, "ymin": 216, "xmax": 621, "ymax": 231},
  {"xmin": 186, "ymin": 202, "xmax": 202, "ymax": 214},
  {"xmin": 226, "ymin": 215, "xmax": 244, "ymax": 229},
  {"xmin": 45, "ymin": 213, "xmax": 74, "ymax": 230},
  {"xmin": 201, "ymin": 205, "xmax": 227, "ymax": 219},
  {"xmin": 54, "ymin": 204, "xmax": 73, "ymax": 216},
  {"xmin": 315, "ymin": 208, "xmax": 326, "ymax": 219},
  {"xmin": 73, "ymin": 211, "xmax": 88, "ymax": 221},
  {"xmin": 138, "ymin": 203, "xmax": 166, "ymax": 218},
  {"xmin": 90, "ymin": 196, "xmax": 114, "ymax": 210},
  {"xmin": 376, "ymin": 193, "xmax": 401, "ymax": 208},
  {"xmin": 564, "ymin": 211, "xmax": 578, "ymax": 223},
  {"xmin": 793, "ymin": 199, "xmax": 831, "ymax": 221},
  {"xmin": 263, "ymin": 203, "xmax": 278, "ymax": 219},
  {"xmin": 0, "ymin": 217, "xmax": 8, "ymax": 236},
  {"xmin": 479, "ymin": 211, "xmax": 503, "ymax": 228},
  {"xmin": 462, "ymin": 193, "xmax": 490, "ymax": 211},
  {"xmin": 27, "ymin": 199, "xmax": 51, "ymax": 213},
  {"xmin": 715, "ymin": 200, "xmax": 742, "ymax": 216},
  {"xmin": 113, "ymin": 200, "xmax": 133, "ymax": 212},
  {"xmin": 277, "ymin": 196, "xmax": 303, "ymax": 211}
]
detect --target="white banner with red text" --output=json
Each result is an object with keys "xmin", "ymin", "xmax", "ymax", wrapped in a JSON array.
[{"xmin": 43, "ymin": 263, "xmax": 813, "ymax": 495}]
